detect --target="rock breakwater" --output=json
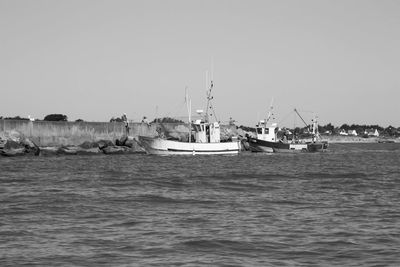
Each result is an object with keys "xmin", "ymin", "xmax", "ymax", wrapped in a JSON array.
[{"xmin": 0, "ymin": 133, "xmax": 145, "ymax": 157}]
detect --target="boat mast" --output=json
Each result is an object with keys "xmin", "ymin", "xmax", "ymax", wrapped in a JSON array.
[
  {"xmin": 311, "ymin": 114, "xmax": 320, "ymax": 142},
  {"xmin": 312, "ymin": 115, "xmax": 316, "ymax": 135},
  {"xmin": 265, "ymin": 98, "xmax": 274, "ymax": 126},
  {"xmin": 205, "ymin": 71, "xmax": 215, "ymax": 123},
  {"xmin": 185, "ymin": 87, "xmax": 192, "ymax": 143}
]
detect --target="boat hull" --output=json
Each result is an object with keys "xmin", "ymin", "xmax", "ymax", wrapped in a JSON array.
[
  {"xmin": 247, "ymin": 137, "xmax": 328, "ymax": 153},
  {"xmin": 138, "ymin": 136, "xmax": 241, "ymax": 155}
]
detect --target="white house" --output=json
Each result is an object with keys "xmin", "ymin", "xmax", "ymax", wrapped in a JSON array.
[
  {"xmin": 347, "ymin": 129, "xmax": 358, "ymax": 136},
  {"xmin": 365, "ymin": 129, "xmax": 380, "ymax": 137}
]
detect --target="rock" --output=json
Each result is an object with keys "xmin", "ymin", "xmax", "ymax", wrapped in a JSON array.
[
  {"xmin": 0, "ymin": 137, "xmax": 40, "ymax": 156},
  {"xmin": 6, "ymin": 130, "xmax": 22, "ymax": 143},
  {"xmin": 125, "ymin": 138, "xmax": 146, "ymax": 153},
  {"xmin": 102, "ymin": 146, "xmax": 133, "ymax": 155},
  {"xmin": 0, "ymin": 138, "xmax": 6, "ymax": 149},
  {"xmin": 0, "ymin": 148, "xmax": 26, "ymax": 157},
  {"xmin": 96, "ymin": 140, "xmax": 114, "ymax": 149},
  {"xmin": 76, "ymin": 147, "xmax": 102, "ymax": 155},
  {"xmin": 169, "ymin": 125, "xmax": 189, "ymax": 141},
  {"xmin": 4, "ymin": 140, "xmax": 24, "ymax": 150},
  {"xmin": 220, "ymin": 127, "xmax": 240, "ymax": 142},
  {"xmin": 21, "ymin": 138, "xmax": 40, "ymax": 156},
  {"xmin": 113, "ymin": 136, "xmax": 145, "ymax": 153},
  {"xmin": 116, "ymin": 136, "xmax": 128, "ymax": 146},
  {"xmin": 57, "ymin": 146, "xmax": 79, "ymax": 155},
  {"xmin": 79, "ymin": 141, "xmax": 99, "ymax": 149}
]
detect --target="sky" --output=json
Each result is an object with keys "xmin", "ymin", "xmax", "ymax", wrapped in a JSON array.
[{"xmin": 1, "ymin": 0, "xmax": 399, "ymax": 127}]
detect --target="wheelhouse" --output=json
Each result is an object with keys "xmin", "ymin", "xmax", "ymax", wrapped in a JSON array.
[
  {"xmin": 192, "ymin": 119, "xmax": 221, "ymax": 143},
  {"xmin": 256, "ymin": 121, "xmax": 278, "ymax": 142}
]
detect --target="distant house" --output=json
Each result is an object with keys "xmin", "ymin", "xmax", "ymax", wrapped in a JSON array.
[
  {"xmin": 347, "ymin": 129, "xmax": 358, "ymax": 136},
  {"xmin": 339, "ymin": 129, "xmax": 348, "ymax": 136},
  {"xmin": 365, "ymin": 129, "xmax": 380, "ymax": 137}
]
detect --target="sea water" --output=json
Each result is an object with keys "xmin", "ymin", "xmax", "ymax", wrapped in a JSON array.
[{"xmin": 1, "ymin": 143, "xmax": 399, "ymax": 266}]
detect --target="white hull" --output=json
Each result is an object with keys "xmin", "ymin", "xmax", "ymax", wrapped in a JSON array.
[{"xmin": 138, "ymin": 136, "xmax": 241, "ymax": 155}]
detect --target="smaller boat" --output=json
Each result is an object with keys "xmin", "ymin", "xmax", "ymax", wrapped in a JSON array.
[{"xmin": 248, "ymin": 108, "xmax": 328, "ymax": 153}]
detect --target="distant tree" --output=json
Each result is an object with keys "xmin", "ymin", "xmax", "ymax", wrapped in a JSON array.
[
  {"xmin": 372, "ymin": 125, "xmax": 384, "ymax": 132},
  {"xmin": 340, "ymin": 124, "xmax": 350, "ymax": 131},
  {"xmin": 110, "ymin": 117, "xmax": 123, "ymax": 122},
  {"xmin": 75, "ymin": 119, "xmax": 84, "ymax": 122},
  {"xmin": 293, "ymin": 127, "xmax": 302, "ymax": 134},
  {"xmin": 320, "ymin": 123, "xmax": 334, "ymax": 133},
  {"xmin": 4, "ymin": 116, "xmax": 29, "ymax": 120},
  {"xmin": 355, "ymin": 126, "xmax": 365, "ymax": 135},
  {"xmin": 152, "ymin": 117, "xmax": 184, "ymax": 123},
  {"xmin": 383, "ymin": 125, "xmax": 397, "ymax": 137},
  {"xmin": 326, "ymin": 123, "xmax": 335, "ymax": 131},
  {"xmin": 43, "ymin": 114, "xmax": 68, "ymax": 121}
]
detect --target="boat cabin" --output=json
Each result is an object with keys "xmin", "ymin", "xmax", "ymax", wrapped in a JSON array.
[
  {"xmin": 192, "ymin": 119, "xmax": 221, "ymax": 143},
  {"xmin": 256, "ymin": 120, "xmax": 278, "ymax": 142}
]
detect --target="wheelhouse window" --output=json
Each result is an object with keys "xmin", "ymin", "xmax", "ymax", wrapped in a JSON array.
[
  {"xmin": 257, "ymin": 128, "xmax": 269, "ymax": 134},
  {"xmin": 193, "ymin": 125, "xmax": 201, "ymax": 132}
]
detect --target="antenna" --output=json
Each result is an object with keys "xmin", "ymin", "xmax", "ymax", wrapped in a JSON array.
[
  {"xmin": 205, "ymin": 70, "xmax": 214, "ymax": 122},
  {"xmin": 185, "ymin": 87, "xmax": 191, "ymax": 123},
  {"xmin": 204, "ymin": 60, "xmax": 218, "ymax": 123},
  {"xmin": 265, "ymin": 97, "xmax": 274, "ymax": 124}
]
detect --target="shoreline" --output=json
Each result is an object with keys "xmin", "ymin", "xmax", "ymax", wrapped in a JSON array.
[{"xmin": 323, "ymin": 136, "xmax": 399, "ymax": 144}]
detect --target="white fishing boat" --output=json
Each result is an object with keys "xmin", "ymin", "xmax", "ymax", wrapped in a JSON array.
[{"xmin": 138, "ymin": 77, "xmax": 241, "ymax": 155}]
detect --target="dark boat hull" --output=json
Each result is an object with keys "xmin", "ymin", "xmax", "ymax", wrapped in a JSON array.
[{"xmin": 248, "ymin": 137, "xmax": 328, "ymax": 153}]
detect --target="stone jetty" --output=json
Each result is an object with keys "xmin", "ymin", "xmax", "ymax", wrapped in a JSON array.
[{"xmin": 0, "ymin": 132, "xmax": 146, "ymax": 157}]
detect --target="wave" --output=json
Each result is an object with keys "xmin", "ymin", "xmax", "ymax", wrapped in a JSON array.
[
  {"xmin": 302, "ymin": 171, "xmax": 368, "ymax": 179},
  {"xmin": 180, "ymin": 239, "xmax": 259, "ymax": 253},
  {"xmin": 136, "ymin": 194, "xmax": 217, "ymax": 205}
]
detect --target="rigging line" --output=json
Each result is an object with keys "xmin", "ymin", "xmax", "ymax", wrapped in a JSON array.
[
  {"xmin": 296, "ymin": 109, "xmax": 314, "ymax": 114},
  {"xmin": 210, "ymin": 104, "xmax": 219, "ymax": 122},
  {"xmin": 161, "ymin": 91, "xmax": 189, "ymax": 120},
  {"xmin": 207, "ymin": 89, "xmax": 219, "ymax": 122},
  {"xmin": 277, "ymin": 110, "xmax": 295, "ymax": 126},
  {"xmin": 294, "ymin": 109, "xmax": 309, "ymax": 128}
]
